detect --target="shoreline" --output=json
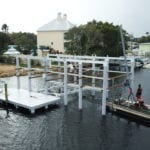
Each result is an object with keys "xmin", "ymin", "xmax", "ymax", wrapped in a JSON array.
[
  {"xmin": 0, "ymin": 64, "xmax": 43, "ymax": 78},
  {"xmin": 0, "ymin": 64, "xmax": 17, "ymax": 77}
]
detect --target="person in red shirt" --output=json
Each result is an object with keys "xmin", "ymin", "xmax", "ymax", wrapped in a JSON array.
[
  {"xmin": 135, "ymin": 84, "xmax": 146, "ymax": 108},
  {"xmin": 136, "ymin": 84, "xmax": 142, "ymax": 100},
  {"xmin": 128, "ymin": 86, "xmax": 134, "ymax": 102}
]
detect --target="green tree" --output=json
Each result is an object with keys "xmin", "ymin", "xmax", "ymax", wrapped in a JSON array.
[
  {"xmin": 138, "ymin": 35, "xmax": 150, "ymax": 43},
  {"xmin": 0, "ymin": 32, "xmax": 11, "ymax": 55},
  {"xmin": 10, "ymin": 32, "xmax": 37, "ymax": 54},
  {"xmin": 64, "ymin": 20, "xmax": 126, "ymax": 57}
]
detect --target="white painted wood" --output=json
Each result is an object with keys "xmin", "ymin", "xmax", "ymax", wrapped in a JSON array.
[
  {"xmin": 0, "ymin": 88, "xmax": 60, "ymax": 114},
  {"xmin": 92, "ymin": 57, "xmax": 96, "ymax": 96},
  {"xmin": 14, "ymin": 55, "xmax": 134, "ymax": 115},
  {"xmin": 131, "ymin": 57, "xmax": 135, "ymax": 92},
  {"xmin": 79, "ymin": 62, "xmax": 83, "ymax": 110},
  {"xmin": 16, "ymin": 56, "xmax": 20, "ymax": 89},
  {"xmin": 64, "ymin": 61, "xmax": 68, "ymax": 106},
  {"xmin": 27, "ymin": 57, "xmax": 32, "ymax": 92},
  {"xmin": 102, "ymin": 61, "xmax": 108, "ymax": 115}
]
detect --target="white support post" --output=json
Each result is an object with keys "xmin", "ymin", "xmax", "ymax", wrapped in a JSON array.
[
  {"xmin": 16, "ymin": 56, "xmax": 20, "ymax": 89},
  {"xmin": 44, "ymin": 57, "xmax": 49, "ymax": 95},
  {"xmin": 74, "ymin": 56, "xmax": 77, "ymax": 84},
  {"xmin": 131, "ymin": 57, "xmax": 135, "ymax": 92},
  {"xmin": 102, "ymin": 62, "xmax": 108, "ymax": 115},
  {"xmin": 64, "ymin": 61, "xmax": 68, "ymax": 106},
  {"xmin": 106, "ymin": 57, "xmax": 109, "ymax": 99},
  {"xmin": 74, "ymin": 64, "xmax": 77, "ymax": 84},
  {"xmin": 58, "ymin": 55, "xmax": 61, "ymax": 78},
  {"xmin": 79, "ymin": 62, "xmax": 83, "ymax": 110},
  {"xmin": 27, "ymin": 57, "xmax": 32, "ymax": 92},
  {"xmin": 46, "ymin": 58, "xmax": 50, "ymax": 94},
  {"xmin": 92, "ymin": 57, "xmax": 96, "ymax": 96}
]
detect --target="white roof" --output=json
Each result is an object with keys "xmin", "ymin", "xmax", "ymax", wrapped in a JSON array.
[
  {"xmin": 37, "ymin": 13, "xmax": 75, "ymax": 32},
  {"xmin": 4, "ymin": 47, "xmax": 20, "ymax": 55}
]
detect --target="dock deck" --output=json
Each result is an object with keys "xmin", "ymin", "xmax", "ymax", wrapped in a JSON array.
[
  {"xmin": 0, "ymin": 88, "xmax": 60, "ymax": 114},
  {"xmin": 107, "ymin": 101, "xmax": 150, "ymax": 124}
]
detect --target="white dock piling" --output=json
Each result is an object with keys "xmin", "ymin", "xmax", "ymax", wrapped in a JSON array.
[
  {"xmin": 131, "ymin": 57, "xmax": 135, "ymax": 92},
  {"xmin": 16, "ymin": 56, "xmax": 20, "ymax": 89},
  {"xmin": 27, "ymin": 57, "xmax": 32, "ymax": 92},
  {"xmin": 58, "ymin": 55, "xmax": 61, "ymax": 80},
  {"xmin": 64, "ymin": 61, "xmax": 68, "ymax": 106},
  {"xmin": 92, "ymin": 57, "xmax": 96, "ymax": 96},
  {"xmin": 74, "ymin": 56, "xmax": 77, "ymax": 84},
  {"xmin": 106, "ymin": 57, "xmax": 109, "ymax": 99},
  {"xmin": 44, "ymin": 57, "xmax": 49, "ymax": 95},
  {"xmin": 79, "ymin": 62, "xmax": 83, "ymax": 110},
  {"xmin": 102, "ymin": 62, "xmax": 108, "ymax": 115}
]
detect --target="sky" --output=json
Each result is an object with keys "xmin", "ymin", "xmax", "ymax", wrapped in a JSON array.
[{"xmin": 0, "ymin": 0, "xmax": 150, "ymax": 37}]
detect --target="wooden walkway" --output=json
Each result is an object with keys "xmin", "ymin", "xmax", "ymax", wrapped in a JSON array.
[{"xmin": 107, "ymin": 101, "xmax": 150, "ymax": 124}]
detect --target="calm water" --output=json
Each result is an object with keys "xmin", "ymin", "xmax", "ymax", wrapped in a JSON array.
[{"xmin": 0, "ymin": 69, "xmax": 150, "ymax": 150}]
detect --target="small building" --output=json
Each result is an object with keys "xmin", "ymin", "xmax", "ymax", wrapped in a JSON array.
[
  {"xmin": 37, "ymin": 13, "xmax": 75, "ymax": 56},
  {"xmin": 139, "ymin": 43, "xmax": 150, "ymax": 56},
  {"xmin": 4, "ymin": 45, "xmax": 20, "ymax": 55}
]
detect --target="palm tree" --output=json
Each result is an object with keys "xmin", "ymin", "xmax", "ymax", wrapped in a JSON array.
[{"xmin": 1, "ymin": 24, "xmax": 9, "ymax": 33}]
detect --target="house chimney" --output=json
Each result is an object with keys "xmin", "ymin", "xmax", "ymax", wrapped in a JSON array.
[
  {"xmin": 63, "ymin": 14, "xmax": 67, "ymax": 20},
  {"xmin": 57, "ymin": 12, "xmax": 62, "ymax": 20}
]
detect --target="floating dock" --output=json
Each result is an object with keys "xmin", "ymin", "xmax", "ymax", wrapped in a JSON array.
[
  {"xmin": 0, "ymin": 88, "xmax": 60, "ymax": 114},
  {"xmin": 107, "ymin": 101, "xmax": 150, "ymax": 125}
]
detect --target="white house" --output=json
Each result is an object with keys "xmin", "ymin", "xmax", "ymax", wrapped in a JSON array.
[
  {"xmin": 37, "ymin": 13, "xmax": 75, "ymax": 56},
  {"xmin": 139, "ymin": 43, "xmax": 150, "ymax": 55}
]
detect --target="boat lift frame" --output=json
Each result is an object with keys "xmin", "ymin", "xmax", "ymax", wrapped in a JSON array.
[{"xmin": 15, "ymin": 55, "xmax": 134, "ymax": 115}]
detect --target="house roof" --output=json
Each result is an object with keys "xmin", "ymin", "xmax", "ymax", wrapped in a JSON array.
[{"xmin": 37, "ymin": 13, "xmax": 75, "ymax": 32}]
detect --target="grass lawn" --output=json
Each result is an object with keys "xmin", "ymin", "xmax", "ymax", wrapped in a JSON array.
[{"xmin": 0, "ymin": 64, "xmax": 16, "ymax": 77}]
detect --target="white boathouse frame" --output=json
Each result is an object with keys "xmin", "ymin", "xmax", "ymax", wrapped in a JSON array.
[{"xmin": 0, "ymin": 55, "xmax": 134, "ymax": 115}]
